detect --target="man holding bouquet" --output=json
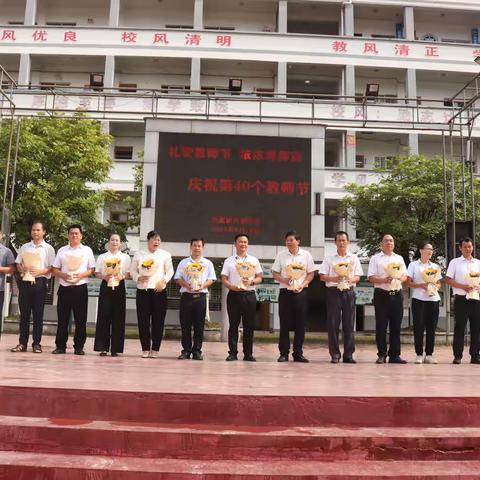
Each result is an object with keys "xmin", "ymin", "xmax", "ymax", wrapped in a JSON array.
[
  {"xmin": 221, "ymin": 234, "xmax": 263, "ymax": 362},
  {"xmin": 11, "ymin": 221, "xmax": 55, "ymax": 354},
  {"xmin": 367, "ymin": 233, "xmax": 408, "ymax": 364},
  {"xmin": 52, "ymin": 224, "xmax": 95, "ymax": 355},
  {"xmin": 174, "ymin": 238, "xmax": 216, "ymax": 360},
  {"xmin": 272, "ymin": 230, "xmax": 315, "ymax": 363},
  {"xmin": 445, "ymin": 236, "xmax": 480, "ymax": 364},
  {"xmin": 319, "ymin": 231, "xmax": 362, "ymax": 364}
]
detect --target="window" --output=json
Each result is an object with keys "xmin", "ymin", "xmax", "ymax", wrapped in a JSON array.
[
  {"xmin": 110, "ymin": 211, "xmax": 128, "ymax": 224},
  {"xmin": 205, "ymin": 26, "xmax": 235, "ymax": 31},
  {"xmin": 255, "ymin": 88, "xmax": 274, "ymax": 97},
  {"xmin": 374, "ymin": 156, "xmax": 396, "ymax": 169},
  {"xmin": 165, "ymin": 24, "xmax": 193, "ymax": 29},
  {"xmin": 119, "ymin": 83, "xmax": 137, "ymax": 92},
  {"xmin": 114, "ymin": 146, "xmax": 133, "ymax": 160},
  {"xmin": 46, "ymin": 22, "xmax": 77, "ymax": 26},
  {"xmin": 7, "ymin": 21, "xmax": 24, "ymax": 25},
  {"xmin": 160, "ymin": 84, "xmax": 190, "ymax": 94},
  {"xmin": 39, "ymin": 81, "xmax": 71, "ymax": 90},
  {"xmin": 325, "ymin": 199, "xmax": 342, "ymax": 238},
  {"xmin": 201, "ymin": 86, "xmax": 229, "ymax": 95},
  {"xmin": 356, "ymin": 155, "xmax": 366, "ymax": 169}
]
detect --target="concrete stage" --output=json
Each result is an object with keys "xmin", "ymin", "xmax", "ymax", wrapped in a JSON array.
[{"xmin": 1, "ymin": 334, "xmax": 480, "ymax": 478}]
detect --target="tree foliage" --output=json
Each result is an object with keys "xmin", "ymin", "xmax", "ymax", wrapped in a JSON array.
[
  {"xmin": 341, "ymin": 154, "xmax": 480, "ymax": 264},
  {"xmin": 0, "ymin": 115, "xmax": 113, "ymax": 252}
]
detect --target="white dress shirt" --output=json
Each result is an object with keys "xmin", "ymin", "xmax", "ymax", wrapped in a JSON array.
[
  {"xmin": 175, "ymin": 256, "xmax": 217, "ymax": 293},
  {"xmin": 53, "ymin": 244, "xmax": 96, "ymax": 287},
  {"xmin": 16, "ymin": 240, "xmax": 56, "ymax": 279},
  {"xmin": 446, "ymin": 256, "xmax": 480, "ymax": 296},
  {"xmin": 130, "ymin": 248, "xmax": 174, "ymax": 290},
  {"xmin": 272, "ymin": 248, "xmax": 316, "ymax": 290},
  {"xmin": 221, "ymin": 253, "xmax": 263, "ymax": 291},
  {"xmin": 407, "ymin": 259, "xmax": 441, "ymax": 302},
  {"xmin": 319, "ymin": 251, "xmax": 363, "ymax": 288},
  {"xmin": 367, "ymin": 251, "xmax": 407, "ymax": 292},
  {"xmin": 95, "ymin": 251, "xmax": 131, "ymax": 277}
]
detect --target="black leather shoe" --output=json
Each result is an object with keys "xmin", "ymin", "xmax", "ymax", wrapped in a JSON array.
[
  {"xmin": 471, "ymin": 356, "xmax": 480, "ymax": 364},
  {"xmin": 32, "ymin": 344, "xmax": 42, "ymax": 354},
  {"xmin": 192, "ymin": 352, "xmax": 203, "ymax": 360},
  {"xmin": 453, "ymin": 357, "xmax": 462, "ymax": 364},
  {"xmin": 293, "ymin": 355, "xmax": 309, "ymax": 363},
  {"xmin": 110, "ymin": 352, "xmax": 118, "ymax": 357},
  {"xmin": 226, "ymin": 354, "xmax": 238, "ymax": 362},
  {"xmin": 178, "ymin": 352, "xmax": 191, "ymax": 360},
  {"xmin": 243, "ymin": 355, "xmax": 257, "ymax": 362},
  {"xmin": 388, "ymin": 356, "xmax": 407, "ymax": 364},
  {"xmin": 277, "ymin": 355, "xmax": 288, "ymax": 362},
  {"xmin": 376, "ymin": 355, "xmax": 386, "ymax": 364},
  {"xmin": 99, "ymin": 351, "xmax": 108, "ymax": 357},
  {"xmin": 10, "ymin": 344, "xmax": 27, "ymax": 353},
  {"xmin": 52, "ymin": 348, "xmax": 66, "ymax": 354},
  {"xmin": 331, "ymin": 357, "xmax": 340, "ymax": 364},
  {"xmin": 343, "ymin": 357, "xmax": 357, "ymax": 364},
  {"xmin": 74, "ymin": 349, "xmax": 85, "ymax": 356}
]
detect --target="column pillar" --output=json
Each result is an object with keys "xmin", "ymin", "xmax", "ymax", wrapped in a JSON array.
[
  {"xmin": 24, "ymin": 0, "xmax": 37, "ymax": 26},
  {"xmin": 18, "ymin": 54, "xmax": 31, "ymax": 87},
  {"xmin": 194, "ymin": 0, "xmax": 204, "ymax": 29},
  {"xmin": 104, "ymin": 56, "xmax": 115, "ymax": 89},
  {"xmin": 109, "ymin": 0, "xmax": 120, "ymax": 27},
  {"xmin": 343, "ymin": 3, "xmax": 354, "ymax": 37},
  {"xmin": 190, "ymin": 58, "xmax": 201, "ymax": 91},
  {"xmin": 406, "ymin": 68, "xmax": 419, "ymax": 154},
  {"xmin": 276, "ymin": 62, "xmax": 287, "ymax": 95},
  {"xmin": 277, "ymin": 0, "xmax": 287, "ymax": 33},
  {"xmin": 344, "ymin": 65, "xmax": 356, "ymax": 167},
  {"xmin": 404, "ymin": 6, "xmax": 415, "ymax": 41}
]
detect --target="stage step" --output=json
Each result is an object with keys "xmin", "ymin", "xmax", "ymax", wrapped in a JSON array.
[
  {"xmin": 0, "ymin": 415, "xmax": 480, "ymax": 461},
  {"xmin": 1, "ymin": 451, "xmax": 480, "ymax": 479}
]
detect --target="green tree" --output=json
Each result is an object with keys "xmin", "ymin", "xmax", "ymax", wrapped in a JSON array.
[
  {"xmin": 124, "ymin": 161, "xmax": 143, "ymax": 231},
  {"xmin": 341, "ymin": 154, "xmax": 480, "ymax": 264},
  {"xmin": 0, "ymin": 115, "xmax": 113, "ymax": 252}
]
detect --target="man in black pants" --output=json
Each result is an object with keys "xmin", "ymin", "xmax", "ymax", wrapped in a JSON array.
[
  {"xmin": 272, "ymin": 230, "xmax": 315, "ymax": 363},
  {"xmin": 52, "ymin": 224, "xmax": 95, "ymax": 355},
  {"xmin": 11, "ymin": 221, "xmax": 55, "ymax": 354},
  {"xmin": 221, "ymin": 234, "xmax": 263, "ymax": 362},
  {"xmin": 320, "ymin": 231, "xmax": 362, "ymax": 364},
  {"xmin": 367, "ymin": 234, "xmax": 408, "ymax": 364},
  {"xmin": 174, "ymin": 238, "xmax": 216, "ymax": 360},
  {"xmin": 445, "ymin": 237, "xmax": 480, "ymax": 364}
]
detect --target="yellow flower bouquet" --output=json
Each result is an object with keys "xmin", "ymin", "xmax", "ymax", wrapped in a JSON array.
[
  {"xmin": 235, "ymin": 262, "xmax": 257, "ymax": 290},
  {"xmin": 466, "ymin": 271, "xmax": 480, "ymax": 300},
  {"xmin": 104, "ymin": 257, "xmax": 122, "ymax": 290},
  {"xmin": 286, "ymin": 262, "xmax": 306, "ymax": 292},
  {"xmin": 21, "ymin": 250, "xmax": 41, "ymax": 284},
  {"xmin": 333, "ymin": 261, "xmax": 352, "ymax": 291},
  {"xmin": 384, "ymin": 262, "xmax": 404, "ymax": 292},
  {"xmin": 421, "ymin": 266, "xmax": 441, "ymax": 297},
  {"xmin": 183, "ymin": 262, "xmax": 206, "ymax": 291}
]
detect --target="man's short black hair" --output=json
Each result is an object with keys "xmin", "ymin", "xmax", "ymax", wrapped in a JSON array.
[
  {"xmin": 459, "ymin": 236, "xmax": 474, "ymax": 246},
  {"xmin": 30, "ymin": 220, "xmax": 46, "ymax": 231},
  {"xmin": 190, "ymin": 237, "xmax": 205, "ymax": 246},
  {"xmin": 285, "ymin": 230, "xmax": 301, "ymax": 241},
  {"xmin": 147, "ymin": 230, "xmax": 161, "ymax": 240},
  {"xmin": 335, "ymin": 230, "xmax": 349, "ymax": 241},
  {"xmin": 234, "ymin": 233, "xmax": 249, "ymax": 242},
  {"xmin": 68, "ymin": 223, "xmax": 83, "ymax": 234}
]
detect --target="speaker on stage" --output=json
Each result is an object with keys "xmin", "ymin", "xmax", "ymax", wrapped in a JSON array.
[{"xmin": 446, "ymin": 221, "xmax": 474, "ymax": 262}]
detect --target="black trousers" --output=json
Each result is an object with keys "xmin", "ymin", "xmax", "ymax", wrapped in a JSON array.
[
  {"xmin": 453, "ymin": 295, "xmax": 480, "ymax": 359},
  {"xmin": 94, "ymin": 280, "xmax": 126, "ymax": 354},
  {"xmin": 179, "ymin": 293, "xmax": 207, "ymax": 354},
  {"xmin": 373, "ymin": 288, "xmax": 404, "ymax": 358},
  {"xmin": 278, "ymin": 289, "xmax": 307, "ymax": 358},
  {"xmin": 0, "ymin": 291, "xmax": 4, "ymax": 320},
  {"xmin": 55, "ymin": 284, "xmax": 88, "ymax": 350},
  {"xmin": 227, "ymin": 290, "xmax": 256, "ymax": 356},
  {"xmin": 136, "ymin": 288, "xmax": 167, "ymax": 351},
  {"xmin": 411, "ymin": 298, "xmax": 439, "ymax": 356},
  {"xmin": 18, "ymin": 277, "xmax": 48, "ymax": 347},
  {"xmin": 326, "ymin": 287, "xmax": 356, "ymax": 360}
]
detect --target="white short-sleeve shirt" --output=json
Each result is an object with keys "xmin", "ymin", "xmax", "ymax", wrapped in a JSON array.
[
  {"xmin": 446, "ymin": 256, "xmax": 480, "ymax": 296},
  {"xmin": 95, "ymin": 251, "xmax": 131, "ymax": 277},
  {"xmin": 319, "ymin": 251, "xmax": 363, "ymax": 288},
  {"xmin": 367, "ymin": 251, "xmax": 407, "ymax": 292},
  {"xmin": 175, "ymin": 256, "xmax": 217, "ymax": 293},
  {"xmin": 221, "ymin": 253, "xmax": 263, "ymax": 291},
  {"xmin": 53, "ymin": 244, "xmax": 96, "ymax": 287},
  {"xmin": 407, "ymin": 259, "xmax": 441, "ymax": 302},
  {"xmin": 272, "ymin": 248, "xmax": 316, "ymax": 290},
  {"xmin": 16, "ymin": 240, "xmax": 56, "ymax": 279}
]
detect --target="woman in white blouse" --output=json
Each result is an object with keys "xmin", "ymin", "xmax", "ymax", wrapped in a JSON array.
[
  {"xmin": 406, "ymin": 241, "xmax": 441, "ymax": 364},
  {"xmin": 93, "ymin": 233, "xmax": 131, "ymax": 357}
]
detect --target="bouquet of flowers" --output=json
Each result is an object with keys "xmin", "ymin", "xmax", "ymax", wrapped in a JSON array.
[
  {"xmin": 384, "ymin": 262, "xmax": 404, "ymax": 292},
  {"xmin": 21, "ymin": 251, "xmax": 41, "ymax": 284},
  {"xmin": 183, "ymin": 262, "xmax": 206, "ymax": 291},
  {"xmin": 421, "ymin": 267, "xmax": 442, "ymax": 297},
  {"xmin": 333, "ymin": 261, "xmax": 352, "ymax": 291},
  {"xmin": 466, "ymin": 271, "xmax": 480, "ymax": 300},
  {"xmin": 235, "ymin": 262, "xmax": 257, "ymax": 290},
  {"xmin": 64, "ymin": 254, "xmax": 84, "ymax": 283},
  {"xmin": 139, "ymin": 257, "xmax": 157, "ymax": 277},
  {"xmin": 286, "ymin": 262, "xmax": 306, "ymax": 292},
  {"xmin": 104, "ymin": 257, "xmax": 122, "ymax": 290}
]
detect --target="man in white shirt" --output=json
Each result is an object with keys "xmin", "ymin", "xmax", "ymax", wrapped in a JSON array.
[
  {"xmin": 367, "ymin": 233, "xmax": 408, "ymax": 364},
  {"xmin": 221, "ymin": 233, "xmax": 263, "ymax": 362},
  {"xmin": 51, "ymin": 224, "xmax": 95, "ymax": 355},
  {"xmin": 11, "ymin": 221, "xmax": 55, "ymax": 353},
  {"xmin": 175, "ymin": 238, "xmax": 217, "ymax": 360},
  {"xmin": 319, "ymin": 231, "xmax": 363, "ymax": 364},
  {"xmin": 445, "ymin": 236, "xmax": 480, "ymax": 364},
  {"xmin": 272, "ymin": 230, "xmax": 315, "ymax": 363}
]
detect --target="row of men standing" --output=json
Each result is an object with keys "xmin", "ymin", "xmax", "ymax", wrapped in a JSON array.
[{"xmin": 2, "ymin": 222, "xmax": 479, "ymax": 364}]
